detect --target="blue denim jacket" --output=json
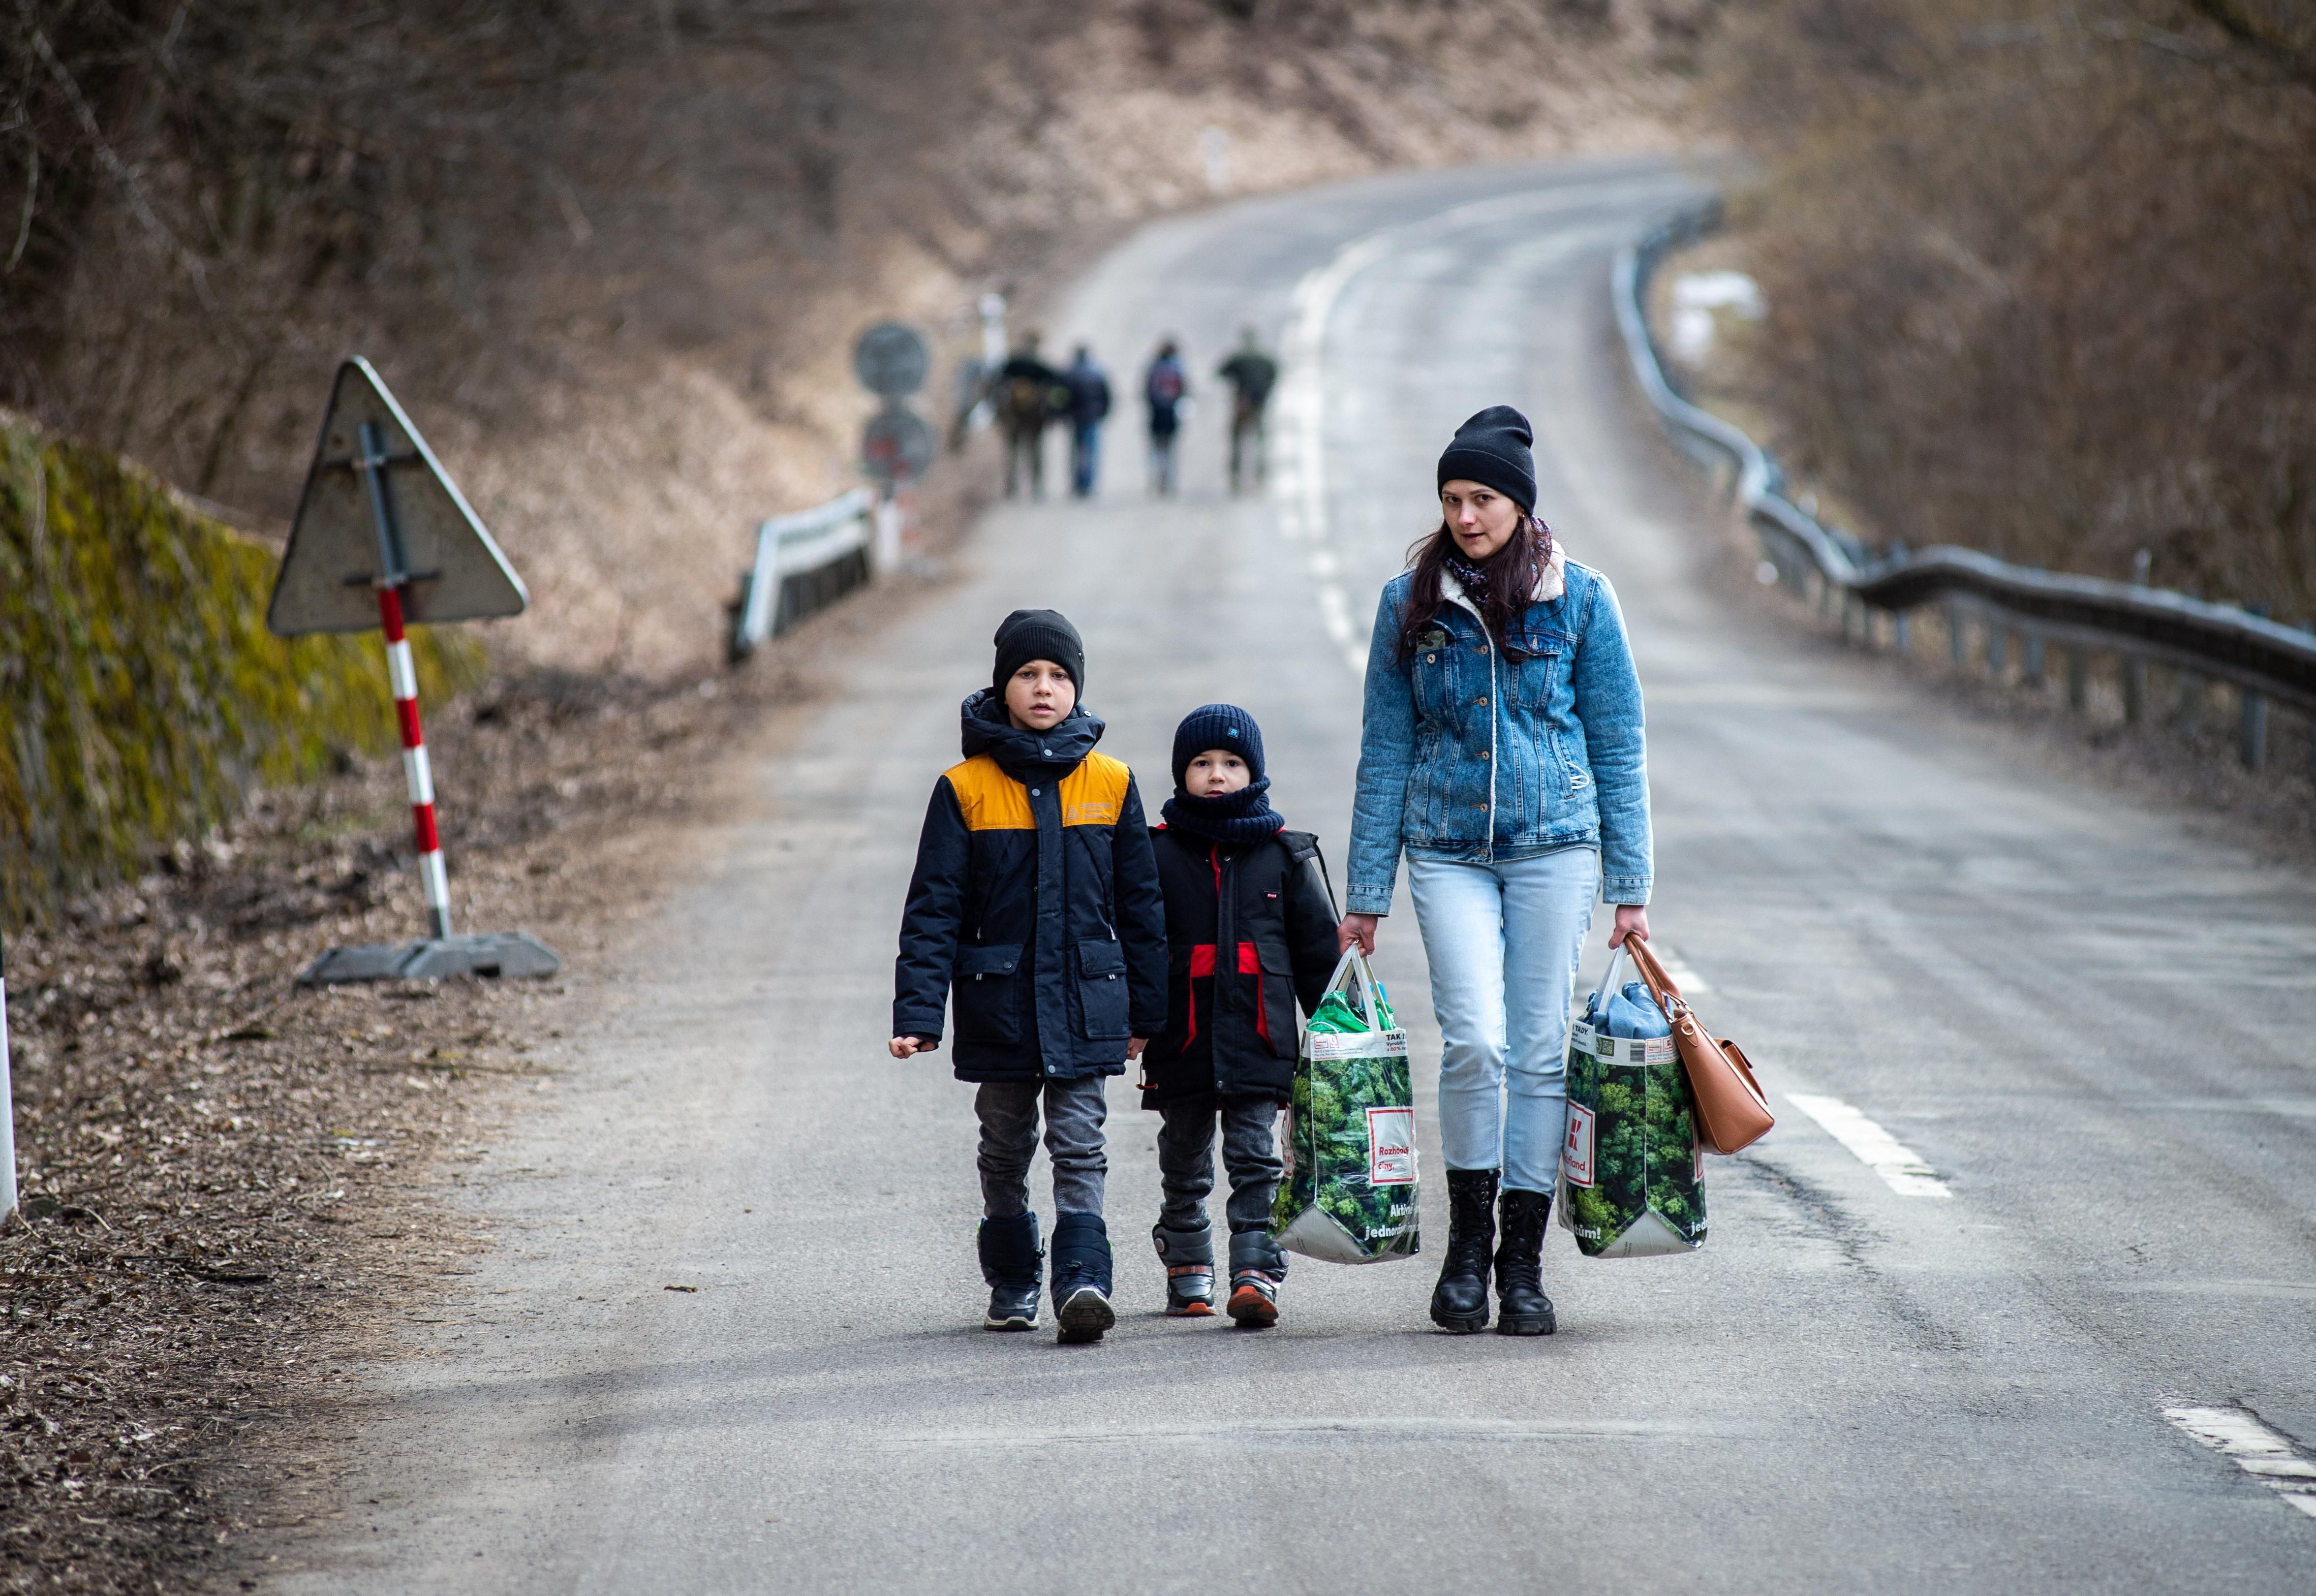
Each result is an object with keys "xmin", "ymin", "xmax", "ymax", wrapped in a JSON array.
[{"xmin": 1347, "ymin": 558, "xmax": 1652, "ymax": 914}]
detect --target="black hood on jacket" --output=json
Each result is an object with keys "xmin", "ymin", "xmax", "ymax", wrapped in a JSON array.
[{"xmin": 959, "ymin": 690, "xmax": 1106, "ymax": 782}]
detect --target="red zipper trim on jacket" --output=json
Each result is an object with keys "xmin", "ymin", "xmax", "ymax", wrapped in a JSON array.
[
  {"xmin": 1183, "ymin": 943, "xmax": 1264, "ymax": 1044},
  {"xmin": 1179, "ymin": 845, "xmax": 1267, "ymax": 1048}
]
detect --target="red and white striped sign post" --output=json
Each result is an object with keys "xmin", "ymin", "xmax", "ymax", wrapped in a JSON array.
[
  {"xmin": 269, "ymin": 360, "xmax": 558, "ymax": 984},
  {"xmin": 377, "ymin": 578, "xmax": 451, "ymax": 940}
]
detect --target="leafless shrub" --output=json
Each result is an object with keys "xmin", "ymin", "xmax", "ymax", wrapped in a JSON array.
[{"xmin": 1712, "ymin": 0, "xmax": 2316, "ymax": 619}]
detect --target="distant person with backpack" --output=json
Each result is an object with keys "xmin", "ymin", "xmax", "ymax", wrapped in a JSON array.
[
  {"xmin": 1217, "ymin": 327, "xmax": 1278, "ymax": 495},
  {"xmin": 1064, "ymin": 345, "xmax": 1111, "ymax": 499},
  {"xmin": 996, "ymin": 333, "xmax": 1064, "ymax": 500},
  {"xmin": 1144, "ymin": 339, "xmax": 1188, "ymax": 497}
]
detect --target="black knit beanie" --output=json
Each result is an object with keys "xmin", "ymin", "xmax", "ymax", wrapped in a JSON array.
[
  {"xmin": 990, "ymin": 609, "xmax": 1085, "ymax": 698},
  {"xmin": 1436, "ymin": 404, "xmax": 1537, "ymax": 514},
  {"xmin": 1171, "ymin": 703, "xmax": 1264, "ymax": 789}
]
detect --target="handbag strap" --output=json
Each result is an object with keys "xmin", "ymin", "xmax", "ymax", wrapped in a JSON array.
[{"xmin": 1622, "ymin": 936, "xmax": 1687, "ymax": 1027}]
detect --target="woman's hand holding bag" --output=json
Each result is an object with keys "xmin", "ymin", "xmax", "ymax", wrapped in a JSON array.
[{"xmin": 1623, "ymin": 937, "xmax": 1774, "ymax": 1155}]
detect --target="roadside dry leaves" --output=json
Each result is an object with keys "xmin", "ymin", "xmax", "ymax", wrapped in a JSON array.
[{"xmin": 0, "ymin": 642, "xmax": 820, "ymax": 1594}]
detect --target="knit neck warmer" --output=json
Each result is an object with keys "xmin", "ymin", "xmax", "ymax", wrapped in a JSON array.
[
  {"xmin": 1161, "ymin": 779, "xmax": 1284, "ymax": 846},
  {"xmin": 958, "ymin": 690, "xmax": 1103, "ymax": 784}
]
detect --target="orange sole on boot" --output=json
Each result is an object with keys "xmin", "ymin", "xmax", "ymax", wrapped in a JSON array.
[{"xmin": 1226, "ymin": 1285, "xmax": 1278, "ymax": 1328}]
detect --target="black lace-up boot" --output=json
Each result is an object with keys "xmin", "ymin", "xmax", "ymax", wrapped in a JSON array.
[
  {"xmin": 1430, "ymin": 1167, "xmax": 1499, "ymax": 1333},
  {"xmin": 1493, "ymin": 1187, "xmax": 1557, "ymax": 1336}
]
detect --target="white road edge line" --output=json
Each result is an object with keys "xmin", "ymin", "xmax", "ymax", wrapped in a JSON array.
[
  {"xmin": 1271, "ymin": 177, "xmax": 1691, "ymax": 677},
  {"xmin": 2164, "ymin": 1406, "xmax": 2316, "ymax": 1519},
  {"xmin": 1784, "ymin": 1093, "xmax": 1951, "ymax": 1198}
]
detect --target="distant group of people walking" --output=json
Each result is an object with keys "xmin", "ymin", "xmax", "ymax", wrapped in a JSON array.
[{"xmin": 991, "ymin": 328, "xmax": 1278, "ymax": 501}]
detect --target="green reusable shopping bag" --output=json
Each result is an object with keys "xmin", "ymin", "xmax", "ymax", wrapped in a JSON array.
[
  {"xmin": 1557, "ymin": 948, "xmax": 1708, "ymax": 1259},
  {"xmin": 1270, "ymin": 948, "xmax": 1422, "ymax": 1265}
]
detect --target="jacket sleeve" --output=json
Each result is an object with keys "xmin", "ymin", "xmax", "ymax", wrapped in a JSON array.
[
  {"xmin": 1347, "ymin": 584, "xmax": 1415, "ymax": 916},
  {"xmin": 1571, "ymin": 573, "xmax": 1653, "ymax": 905},
  {"xmin": 1112, "ymin": 775, "xmax": 1169, "ymax": 1037},
  {"xmin": 1283, "ymin": 842, "xmax": 1344, "ymax": 1018},
  {"xmin": 893, "ymin": 777, "xmax": 969, "ymax": 1044}
]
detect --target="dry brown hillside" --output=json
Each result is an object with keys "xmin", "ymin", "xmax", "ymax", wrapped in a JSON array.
[
  {"xmin": 3, "ymin": 1, "xmax": 1714, "ymax": 676},
  {"xmin": 1707, "ymin": 0, "xmax": 2316, "ymax": 624}
]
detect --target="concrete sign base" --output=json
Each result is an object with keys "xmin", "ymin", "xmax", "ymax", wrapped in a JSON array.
[{"xmin": 297, "ymin": 932, "xmax": 562, "ymax": 987}]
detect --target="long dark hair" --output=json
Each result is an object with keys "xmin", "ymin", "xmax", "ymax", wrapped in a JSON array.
[{"xmin": 1394, "ymin": 513, "xmax": 1557, "ymax": 661}]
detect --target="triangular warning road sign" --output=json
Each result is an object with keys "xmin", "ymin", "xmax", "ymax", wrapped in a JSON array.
[{"xmin": 266, "ymin": 358, "xmax": 529, "ymax": 636}]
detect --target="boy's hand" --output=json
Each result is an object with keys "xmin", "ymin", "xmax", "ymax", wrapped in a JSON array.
[
  {"xmin": 887, "ymin": 1036, "xmax": 935, "ymax": 1059},
  {"xmin": 1126, "ymin": 1036, "xmax": 1149, "ymax": 1061},
  {"xmin": 1338, "ymin": 913, "xmax": 1380, "ymax": 956}
]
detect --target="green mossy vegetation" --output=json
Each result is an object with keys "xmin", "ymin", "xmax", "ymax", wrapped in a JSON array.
[{"xmin": 1, "ymin": 415, "xmax": 484, "ymax": 926}]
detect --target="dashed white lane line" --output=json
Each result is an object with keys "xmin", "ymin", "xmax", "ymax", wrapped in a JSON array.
[
  {"xmin": 1784, "ymin": 1093, "xmax": 1951, "ymax": 1198},
  {"xmin": 1270, "ymin": 176, "xmax": 1693, "ymax": 677},
  {"xmin": 1650, "ymin": 946, "xmax": 1710, "ymax": 994},
  {"xmin": 2165, "ymin": 1407, "xmax": 2316, "ymax": 1519}
]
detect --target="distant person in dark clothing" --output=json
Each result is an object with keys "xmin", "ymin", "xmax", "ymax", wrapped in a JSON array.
[
  {"xmin": 996, "ymin": 333, "xmax": 1064, "ymax": 499},
  {"xmin": 1218, "ymin": 327, "xmax": 1278, "ymax": 495},
  {"xmin": 1063, "ymin": 345, "xmax": 1111, "ymax": 498},
  {"xmin": 1144, "ymin": 338, "xmax": 1188, "ymax": 497}
]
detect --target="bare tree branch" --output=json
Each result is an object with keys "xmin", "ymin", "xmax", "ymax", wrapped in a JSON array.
[
  {"xmin": 22, "ymin": 14, "xmax": 215, "ymax": 310},
  {"xmin": 2181, "ymin": 0, "xmax": 2316, "ymax": 90}
]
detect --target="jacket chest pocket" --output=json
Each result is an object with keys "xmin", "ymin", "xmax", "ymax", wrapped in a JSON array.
[
  {"xmin": 1511, "ymin": 639, "xmax": 1564, "ymax": 709},
  {"xmin": 1410, "ymin": 643, "xmax": 1457, "ymax": 719},
  {"xmin": 953, "ymin": 943, "xmax": 1023, "ymax": 1043},
  {"xmin": 1075, "ymin": 940, "xmax": 1130, "ymax": 1039}
]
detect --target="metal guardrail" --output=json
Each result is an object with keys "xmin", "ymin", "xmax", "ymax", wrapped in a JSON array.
[
  {"xmin": 727, "ymin": 488, "xmax": 877, "ymax": 664},
  {"xmin": 1614, "ymin": 202, "xmax": 2316, "ymax": 775}
]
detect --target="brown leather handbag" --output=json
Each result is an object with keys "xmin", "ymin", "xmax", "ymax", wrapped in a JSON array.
[{"xmin": 1624, "ymin": 938, "xmax": 1774, "ymax": 1155}]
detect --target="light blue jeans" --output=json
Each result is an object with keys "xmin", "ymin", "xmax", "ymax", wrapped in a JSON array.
[{"xmin": 1407, "ymin": 848, "xmax": 1598, "ymax": 1194}]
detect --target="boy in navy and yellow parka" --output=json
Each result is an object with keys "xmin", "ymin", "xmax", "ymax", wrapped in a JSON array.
[{"xmin": 890, "ymin": 610, "xmax": 1166, "ymax": 1344}]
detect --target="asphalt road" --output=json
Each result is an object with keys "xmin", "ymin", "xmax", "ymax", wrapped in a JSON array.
[{"xmin": 279, "ymin": 157, "xmax": 2316, "ymax": 1594}]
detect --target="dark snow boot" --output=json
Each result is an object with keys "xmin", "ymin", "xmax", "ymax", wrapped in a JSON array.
[
  {"xmin": 977, "ymin": 1211, "xmax": 1043, "ymax": 1332},
  {"xmin": 1153, "ymin": 1223, "xmax": 1216, "ymax": 1318},
  {"xmin": 1225, "ymin": 1229, "xmax": 1286, "ymax": 1329},
  {"xmin": 1050, "ymin": 1211, "xmax": 1117, "ymax": 1344},
  {"xmin": 1493, "ymin": 1187, "xmax": 1557, "ymax": 1337},
  {"xmin": 1430, "ymin": 1167, "xmax": 1499, "ymax": 1333}
]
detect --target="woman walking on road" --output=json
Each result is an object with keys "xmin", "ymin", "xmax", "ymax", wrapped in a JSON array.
[{"xmin": 1340, "ymin": 406, "xmax": 1652, "ymax": 1337}]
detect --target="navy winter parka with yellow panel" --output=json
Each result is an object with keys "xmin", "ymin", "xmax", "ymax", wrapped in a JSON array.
[{"xmin": 893, "ymin": 693, "xmax": 1167, "ymax": 1082}]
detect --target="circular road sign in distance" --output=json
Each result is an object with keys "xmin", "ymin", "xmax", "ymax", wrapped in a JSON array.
[
  {"xmin": 854, "ymin": 322, "xmax": 930, "ymax": 399},
  {"xmin": 862, "ymin": 404, "xmax": 936, "ymax": 486}
]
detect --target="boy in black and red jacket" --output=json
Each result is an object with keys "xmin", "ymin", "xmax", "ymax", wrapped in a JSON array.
[
  {"xmin": 890, "ymin": 610, "xmax": 1167, "ymax": 1344},
  {"xmin": 1140, "ymin": 705, "xmax": 1338, "ymax": 1327}
]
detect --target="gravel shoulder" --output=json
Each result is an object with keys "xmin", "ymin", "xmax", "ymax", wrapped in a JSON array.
[{"xmin": 0, "ymin": 476, "xmax": 980, "ymax": 1594}]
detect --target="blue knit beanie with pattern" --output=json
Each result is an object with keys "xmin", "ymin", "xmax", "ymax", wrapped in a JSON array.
[{"xmin": 1171, "ymin": 704, "xmax": 1265, "ymax": 790}]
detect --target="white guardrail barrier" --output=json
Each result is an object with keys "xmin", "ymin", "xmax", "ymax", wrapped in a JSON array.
[
  {"xmin": 727, "ymin": 487, "xmax": 891, "ymax": 664},
  {"xmin": 1615, "ymin": 200, "xmax": 2316, "ymax": 784}
]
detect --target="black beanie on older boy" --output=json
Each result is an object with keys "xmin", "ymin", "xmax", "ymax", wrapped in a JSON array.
[
  {"xmin": 990, "ymin": 608, "xmax": 1086, "ymax": 697},
  {"xmin": 1436, "ymin": 404, "xmax": 1537, "ymax": 514}
]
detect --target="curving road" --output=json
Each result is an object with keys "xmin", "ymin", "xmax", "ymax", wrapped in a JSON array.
[{"xmin": 277, "ymin": 157, "xmax": 2316, "ymax": 1594}]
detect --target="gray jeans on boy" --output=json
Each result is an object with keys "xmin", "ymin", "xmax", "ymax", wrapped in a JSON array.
[
  {"xmin": 976, "ymin": 1076, "xmax": 1107, "ymax": 1218},
  {"xmin": 1157, "ymin": 1095, "xmax": 1283, "ymax": 1238}
]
